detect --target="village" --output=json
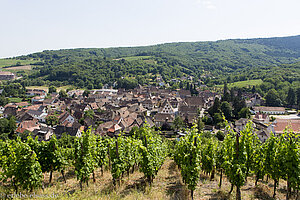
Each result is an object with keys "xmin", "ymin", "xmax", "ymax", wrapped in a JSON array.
[{"xmin": 1, "ymin": 84, "xmax": 299, "ymax": 143}]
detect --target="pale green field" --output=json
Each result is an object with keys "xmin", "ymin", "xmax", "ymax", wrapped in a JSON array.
[
  {"xmin": 114, "ymin": 55, "xmax": 156, "ymax": 63},
  {"xmin": 120, "ymin": 55, "xmax": 151, "ymax": 61},
  {"xmin": 216, "ymin": 79, "xmax": 263, "ymax": 88},
  {"xmin": 0, "ymin": 59, "xmax": 39, "ymax": 68}
]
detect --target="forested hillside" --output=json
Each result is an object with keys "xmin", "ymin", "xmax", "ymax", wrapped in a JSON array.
[{"xmin": 3, "ymin": 35, "xmax": 300, "ymax": 88}]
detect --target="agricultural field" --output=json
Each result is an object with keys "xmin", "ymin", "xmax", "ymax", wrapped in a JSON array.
[
  {"xmin": 113, "ymin": 56, "xmax": 156, "ymax": 64},
  {"xmin": 0, "ymin": 59, "xmax": 40, "ymax": 68},
  {"xmin": 2, "ymin": 65, "xmax": 32, "ymax": 71},
  {"xmin": 116, "ymin": 55, "xmax": 151, "ymax": 61},
  {"xmin": 216, "ymin": 79, "xmax": 263, "ymax": 88}
]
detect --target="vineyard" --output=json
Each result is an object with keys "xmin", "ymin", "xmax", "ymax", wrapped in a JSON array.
[{"xmin": 0, "ymin": 122, "xmax": 299, "ymax": 200}]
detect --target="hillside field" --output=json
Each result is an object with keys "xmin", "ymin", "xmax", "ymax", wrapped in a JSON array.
[
  {"xmin": 216, "ymin": 79, "xmax": 263, "ymax": 89},
  {"xmin": 0, "ymin": 59, "xmax": 39, "ymax": 68}
]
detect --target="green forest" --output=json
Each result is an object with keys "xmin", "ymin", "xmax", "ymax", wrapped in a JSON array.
[{"xmin": 1, "ymin": 35, "xmax": 300, "ymax": 104}]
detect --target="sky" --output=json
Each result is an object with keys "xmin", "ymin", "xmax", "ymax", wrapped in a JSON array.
[{"xmin": 1, "ymin": 0, "xmax": 300, "ymax": 58}]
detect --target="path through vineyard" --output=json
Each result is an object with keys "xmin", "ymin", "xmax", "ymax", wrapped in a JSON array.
[{"xmin": 7, "ymin": 158, "xmax": 288, "ymax": 200}]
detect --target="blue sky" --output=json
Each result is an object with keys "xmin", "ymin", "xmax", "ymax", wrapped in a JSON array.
[{"xmin": 1, "ymin": 0, "xmax": 300, "ymax": 58}]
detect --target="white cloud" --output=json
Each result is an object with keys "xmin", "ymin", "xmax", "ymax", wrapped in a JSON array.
[{"xmin": 196, "ymin": 0, "xmax": 217, "ymax": 10}]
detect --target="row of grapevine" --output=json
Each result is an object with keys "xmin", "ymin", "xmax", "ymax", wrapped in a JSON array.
[
  {"xmin": 0, "ymin": 138, "xmax": 43, "ymax": 192},
  {"xmin": 133, "ymin": 125, "xmax": 168, "ymax": 184},
  {"xmin": 173, "ymin": 121, "xmax": 300, "ymax": 200},
  {"xmin": 0, "ymin": 124, "xmax": 168, "ymax": 192},
  {"xmin": 73, "ymin": 125, "xmax": 168, "ymax": 188},
  {"xmin": 108, "ymin": 135, "xmax": 142, "ymax": 185},
  {"xmin": 2, "ymin": 121, "xmax": 298, "ymax": 199},
  {"xmin": 173, "ymin": 125, "xmax": 201, "ymax": 200}
]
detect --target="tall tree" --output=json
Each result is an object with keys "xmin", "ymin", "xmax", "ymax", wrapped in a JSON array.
[
  {"xmin": 83, "ymin": 90, "xmax": 90, "ymax": 98},
  {"xmin": 221, "ymin": 101, "xmax": 232, "ymax": 120},
  {"xmin": 222, "ymin": 82, "xmax": 230, "ymax": 102},
  {"xmin": 48, "ymin": 85, "xmax": 57, "ymax": 94},
  {"xmin": 208, "ymin": 97, "xmax": 221, "ymax": 116},
  {"xmin": 59, "ymin": 89, "xmax": 68, "ymax": 99},
  {"xmin": 251, "ymin": 86, "xmax": 256, "ymax": 94},
  {"xmin": 296, "ymin": 88, "xmax": 300, "ymax": 109},
  {"xmin": 223, "ymin": 82, "xmax": 229, "ymax": 95},
  {"xmin": 286, "ymin": 87, "xmax": 295, "ymax": 107},
  {"xmin": 266, "ymin": 89, "xmax": 281, "ymax": 107}
]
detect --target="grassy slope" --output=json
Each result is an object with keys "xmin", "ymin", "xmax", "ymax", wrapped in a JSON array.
[
  {"xmin": 0, "ymin": 59, "xmax": 39, "ymax": 68},
  {"xmin": 0, "ymin": 159, "xmax": 288, "ymax": 200},
  {"xmin": 216, "ymin": 79, "xmax": 263, "ymax": 88},
  {"xmin": 120, "ymin": 56, "xmax": 151, "ymax": 61}
]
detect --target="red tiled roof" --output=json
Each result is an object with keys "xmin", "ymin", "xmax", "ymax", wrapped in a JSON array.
[
  {"xmin": 254, "ymin": 107, "xmax": 285, "ymax": 112},
  {"xmin": 273, "ymin": 119, "xmax": 300, "ymax": 134},
  {"xmin": 15, "ymin": 102, "xmax": 29, "ymax": 107}
]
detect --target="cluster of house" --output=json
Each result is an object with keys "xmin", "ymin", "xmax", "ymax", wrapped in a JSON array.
[
  {"xmin": 1, "ymin": 86, "xmax": 299, "ymax": 143},
  {"xmin": 234, "ymin": 107, "xmax": 300, "ymax": 142},
  {"xmin": 0, "ymin": 87, "xmax": 219, "ymax": 140}
]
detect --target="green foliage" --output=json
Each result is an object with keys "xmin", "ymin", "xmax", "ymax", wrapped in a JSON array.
[
  {"xmin": 221, "ymin": 101, "xmax": 232, "ymax": 120},
  {"xmin": 208, "ymin": 97, "xmax": 221, "ymax": 116},
  {"xmin": 216, "ymin": 131, "xmax": 225, "ymax": 141},
  {"xmin": 59, "ymin": 89, "xmax": 68, "ymax": 99},
  {"xmin": 222, "ymin": 122, "xmax": 259, "ymax": 198},
  {"xmin": 0, "ymin": 117, "xmax": 16, "ymax": 140},
  {"xmin": 26, "ymin": 135, "xmax": 67, "ymax": 184},
  {"xmin": 133, "ymin": 125, "xmax": 168, "ymax": 184},
  {"xmin": 266, "ymin": 89, "xmax": 282, "ymax": 106},
  {"xmin": 48, "ymin": 85, "xmax": 57, "ymax": 93},
  {"xmin": 83, "ymin": 90, "xmax": 90, "ymax": 97},
  {"xmin": 286, "ymin": 87, "xmax": 295, "ymax": 107},
  {"xmin": 9, "ymin": 35, "xmax": 300, "ymax": 91},
  {"xmin": 109, "ymin": 135, "xmax": 142, "ymax": 184},
  {"xmin": 238, "ymin": 107, "xmax": 251, "ymax": 119},
  {"xmin": 0, "ymin": 95, "xmax": 9, "ymax": 106},
  {"xmin": 297, "ymin": 88, "xmax": 300, "ymax": 109},
  {"xmin": 116, "ymin": 78, "xmax": 138, "ymax": 90},
  {"xmin": 201, "ymin": 138, "xmax": 216, "ymax": 176},
  {"xmin": 84, "ymin": 110, "xmax": 95, "ymax": 119},
  {"xmin": 273, "ymin": 130, "xmax": 300, "ymax": 198},
  {"xmin": 239, "ymin": 122, "xmax": 260, "ymax": 178},
  {"xmin": 95, "ymin": 136, "xmax": 109, "ymax": 171},
  {"xmin": 2, "ymin": 83, "xmax": 25, "ymax": 98},
  {"xmin": 58, "ymin": 132, "xmax": 75, "ymax": 148},
  {"xmin": 173, "ymin": 125, "xmax": 201, "ymax": 199},
  {"xmin": 74, "ymin": 128, "xmax": 97, "ymax": 188},
  {"xmin": 173, "ymin": 115, "xmax": 184, "ymax": 131},
  {"xmin": 45, "ymin": 115, "xmax": 59, "ymax": 126},
  {"xmin": 232, "ymin": 95, "xmax": 247, "ymax": 119},
  {"xmin": 0, "ymin": 138, "xmax": 43, "ymax": 191}
]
